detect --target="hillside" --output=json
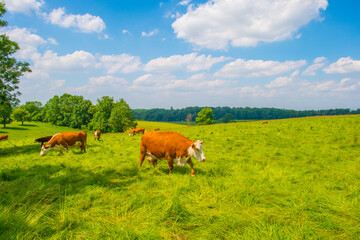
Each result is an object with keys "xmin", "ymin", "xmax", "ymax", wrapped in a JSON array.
[{"xmin": 1, "ymin": 116, "xmax": 360, "ymax": 239}]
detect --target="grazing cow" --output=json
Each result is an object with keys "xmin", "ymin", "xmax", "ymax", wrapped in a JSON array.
[
  {"xmin": 154, "ymin": 128, "xmax": 160, "ymax": 131},
  {"xmin": 94, "ymin": 130, "xmax": 101, "ymax": 140},
  {"xmin": 129, "ymin": 128, "xmax": 145, "ymax": 136},
  {"xmin": 40, "ymin": 131, "xmax": 87, "ymax": 156},
  {"xmin": 0, "ymin": 134, "xmax": 8, "ymax": 141},
  {"xmin": 34, "ymin": 136, "xmax": 53, "ymax": 146},
  {"xmin": 262, "ymin": 121, "xmax": 268, "ymax": 124},
  {"xmin": 139, "ymin": 131, "xmax": 206, "ymax": 176}
]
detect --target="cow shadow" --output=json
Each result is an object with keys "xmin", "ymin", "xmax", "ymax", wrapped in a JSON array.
[
  {"xmin": 155, "ymin": 165, "xmax": 206, "ymax": 176},
  {"xmin": 0, "ymin": 144, "xmax": 40, "ymax": 156}
]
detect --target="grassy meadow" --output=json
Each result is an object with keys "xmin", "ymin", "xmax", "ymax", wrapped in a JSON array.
[{"xmin": 1, "ymin": 116, "xmax": 360, "ymax": 239}]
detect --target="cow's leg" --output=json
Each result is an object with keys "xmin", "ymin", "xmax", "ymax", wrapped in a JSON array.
[
  {"xmin": 187, "ymin": 158, "xmax": 195, "ymax": 176},
  {"xmin": 139, "ymin": 144, "xmax": 146, "ymax": 167},
  {"xmin": 166, "ymin": 155, "xmax": 174, "ymax": 174}
]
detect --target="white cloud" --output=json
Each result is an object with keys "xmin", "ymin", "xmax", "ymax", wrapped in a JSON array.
[
  {"xmin": 172, "ymin": 0, "xmax": 328, "ymax": 49},
  {"xmin": 99, "ymin": 54, "xmax": 142, "ymax": 74},
  {"xmin": 43, "ymin": 7, "xmax": 106, "ymax": 33},
  {"xmin": 178, "ymin": 0, "xmax": 192, "ymax": 6},
  {"xmin": 131, "ymin": 73, "xmax": 228, "ymax": 92},
  {"xmin": 4, "ymin": 0, "xmax": 43, "ymax": 14},
  {"xmin": 302, "ymin": 57, "xmax": 327, "ymax": 76},
  {"xmin": 34, "ymin": 50, "xmax": 97, "ymax": 72},
  {"xmin": 323, "ymin": 57, "xmax": 360, "ymax": 74},
  {"xmin": 4, "ymin": 27, "xmax": 57, "ymax": 60},
  {"xmin": 266, "ymin": 70, "xmax": 299, "ymax": 88},
  {"xmin": 142, "ymin": 29, "xmax": 159, "ymax": 37},
  {"xmin": 215, "ymin": 59, "xmax": 306, "ymax": 78},
  {"xmin": 144, "ymin": 53, "xmax": 229, "ymax": 72}
]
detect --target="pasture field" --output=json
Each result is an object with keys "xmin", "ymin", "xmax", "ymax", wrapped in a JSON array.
[{"xmin": 1, "ymin": 116, "xmax": 360, "ymax": 239}]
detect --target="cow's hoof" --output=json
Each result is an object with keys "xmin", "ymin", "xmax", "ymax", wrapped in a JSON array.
[{"xmin": 191, "ymin": 174, "xmax": 195, "ymax": 177}]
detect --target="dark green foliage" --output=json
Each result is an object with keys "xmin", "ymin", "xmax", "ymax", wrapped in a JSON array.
[
  {"xmin": 12, "ymin": 107, "xmax": 29, "ymax": 125},
  {"xmin": 133, "ymin": 107, "xmax": 360, "ymax": 122},
  {"xmin": 23, "ymin": 101, "xmax": 42, "ymax": 121},
  {"xmin": 0, "ymin": 101, "xmax": 12, "ymax": 128},
  {"xmin": 108, "ymin": 98, "xmax": 137, "ymax": 132},
  {"xmin": 0, "ymin": 3, "xmax": 31, "ymax": 107},
  {"xmin": 42, "ymin": 94, "xmax": 93, "ymax": 129},
  {"xmin": 196, "ymin": 107, "xmax": 215, "ymax": 125}
]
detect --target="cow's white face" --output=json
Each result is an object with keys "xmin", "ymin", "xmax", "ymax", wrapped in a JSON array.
[
  {"xmin": 40, "ymin": 145, "xmax": 51, "ymax": 156},
  {"xmin": 188, "ymin": 140, "xmax": 206, "ymax": 162}
]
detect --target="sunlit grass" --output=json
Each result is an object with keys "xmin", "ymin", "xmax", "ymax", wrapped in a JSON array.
[{"xmin": 1, "ymin": 116, "xmax": 360, "ymax": 239}]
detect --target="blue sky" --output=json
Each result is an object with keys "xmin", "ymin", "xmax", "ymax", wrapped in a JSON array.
[{"xmin": 3, "ymin": 0, "xmax": 360, "ymax": 110}]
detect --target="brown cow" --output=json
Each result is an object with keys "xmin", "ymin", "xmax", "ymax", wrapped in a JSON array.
[
  {"xmin": 129, "ymin": 128, "xmax": 145, "ymax": 136},
  {"xmin": 262, "ymin": 121, "xmax": 268, "ymax": 124},
  {"xmin": 139, "ymin": 131, "xmax": 206, "ymax": 176},
  {"xmin": 0, "ymin": 134, "xmax": 8, "ymax": 141},
  {"xmin": 40, "ymin": 131, "xmax": 87, "ymax": 156},
  {"xmin": 154, "ymin": 128, "xmax": 160, "ymax": 131},
  {"xmin": 34, "ymin": 136, "xmax": 53, "ymax": 146},
  {"xmin": 94, "ymin": 130, "xmax": 101, "ymax": 140}
]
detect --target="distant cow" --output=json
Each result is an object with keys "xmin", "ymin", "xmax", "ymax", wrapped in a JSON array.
[
  {"xmin": 0, "ymin": 134, "xmax": 8, "ymax": 141},
  {"xmin": 34, "ymin": 136, "xmax": 53, "ymax": 146},
  {"xmin": 262, "ymin": 121, "xmax": 268, "ymax": 124},
  {"xmin": 129, "ymin": 128, "xmax": 145, "ymax": 136},
  {"xmin": 154, "ymin": 128, "xmax": 160, "ymax": 131},
  {"xmin": 139, "ymin": 131, "xmax": 206, "ymax": 176},
  {"xmin": 40, "ymin": 131, "xmax": 87, "ymax": 156},
  {"xmin": 94, "ymin": 130, "xmax": 101, "ymax": 140}
]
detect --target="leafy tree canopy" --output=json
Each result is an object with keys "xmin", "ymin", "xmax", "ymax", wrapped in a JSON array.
[
  {"xmin": 0, "ymin": 3, "xmax": 31, "ymax": 106},
  {"xmin": 196, "ymin": 107, "xmax": 215, "ymax": 125}
]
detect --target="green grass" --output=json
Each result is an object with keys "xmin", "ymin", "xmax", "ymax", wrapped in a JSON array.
[{"xmin": 1, "ymin": 116, "xmax": 360, "ymax": 239}]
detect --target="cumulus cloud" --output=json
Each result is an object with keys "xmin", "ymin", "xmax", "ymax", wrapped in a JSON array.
[
  {"xmin": 142, "ymin": 29, "xmax": 159, "ymax": 37},
  {"xmin": 144, "ymin": 53, "xmax": 229, "ymax": 72},
  {"xmin": 3, "ymin": 27, "xmax": 56, "ymax": 59},
  {"xmin": 43, "ymin": 7, "xmax": 106, "ymax": 33},
  {"xmin": 172, "ymin": 0, "xmax": 328, "ymax": 49},
  {"xmin": 99, "ymin": 54, "xmax": 142, "ymax": 74},
  {"xmin": 34, "ymin": 50, "xmax": 97, "ymax": 72},
  {"xmin": 266, "ymin": 70, "xmax": 299, "ymax": 88},
  {"xmin": 4, "ymin": 0, "xmax": 43, "ymax": 14},
  {"xmin": 323, "ymin": 57, "xmax": 360, "ymax": 74},
  {"xmin": 131, "ymin": 73, "xmax": 228, "ymax": 93},
  {"xmin": 215, "ymin": 59, "xmax": 307, "ymax": 78},
  {"xmin": 302, "ymin": 57, "xmax": 327, "ymax": 76}
]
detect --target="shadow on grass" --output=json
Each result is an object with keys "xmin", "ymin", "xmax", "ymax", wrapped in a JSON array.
[
  {"xmin": 0, "ymin": 163, "xmax": 140, "ymax": 239},
  {"xmin": 21, "ymin": 124, "xmax": 38, "ymax": 127},
  {"xmin": 2, "ymin": 126, "xmax": 30, "ymax": 131},
  {"xmin": 0, "ymin": 144, "xmax": 40, "ymax": 156}
]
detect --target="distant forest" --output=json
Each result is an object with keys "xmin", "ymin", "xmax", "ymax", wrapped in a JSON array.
[{"xmin": 133, "ymin": 107, "xmax": 360, "ymax": 123}]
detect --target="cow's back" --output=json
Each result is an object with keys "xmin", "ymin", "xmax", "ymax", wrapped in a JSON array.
[
  {"xmin": 141, "ymin": 131, "xmax": 193, "ymax": 157},
  {"xmin": 49, "ymin": 131, "xmax": 87, "ymax": 146}
]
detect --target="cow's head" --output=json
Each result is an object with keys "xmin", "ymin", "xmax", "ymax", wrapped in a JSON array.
[
  {"xmin": 189, "ymin": 140, "xmax": 206, "ymax": 162},
  {"xmin": 40, "ymin": 144, "xmax": 51, "ymax": 156}
]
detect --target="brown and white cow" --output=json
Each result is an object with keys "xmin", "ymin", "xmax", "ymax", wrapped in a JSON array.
[
  {"xmin": 0, "ymin": 134, "xmax": 8, "ymax": 141},
  {"xmin": 34, "ymin": 135, "xmax": 53, "ymax": 146},
  {"xmin": 40, "ymin": 131, "xmax": 87, "ymax": 156},
  {"xmin": 94, "ymin": 130, "xmax": 101, "ymax": 140},
  {"xmin": 129, "ymin": 128, "xmax": 145, "ymax": 136},
  {"xmin": 154, "ymin": 128, "xmax": 160, "ymax": 131},
  {"xmin": 139, "ymin": 131, "xmax": 206, "ymax": 176}
]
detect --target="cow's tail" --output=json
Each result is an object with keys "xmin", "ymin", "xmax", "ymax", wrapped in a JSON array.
[{"xmin": 139, "ymin": 142, "xmax": 146, "ymax": 167}]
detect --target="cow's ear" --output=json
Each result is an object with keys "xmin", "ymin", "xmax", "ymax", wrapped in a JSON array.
[{"xmin": 200, "ymin": 140, "xmax": 204, "ymax": 144}]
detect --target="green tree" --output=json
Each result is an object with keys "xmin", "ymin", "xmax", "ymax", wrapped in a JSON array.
[
  {"xmin": 24, "ymin": 101, "xmax": 42, "ymax": 121},
  {"xmin": 222, "ymin": 113, "xmax": 234, "ymax": 123},
  {"xmin": 108, "ymin": 98, "xmax": 137, "ymax": 132},
  {"xmin": 0, "ymin": 3, "xmax": 31, "ymax": 107},
  {"xmin": 196, "ymin": 107, "xmax": 215, "ymax": 125},
  {"xmin": 0, "ymin": 101, "xmax": 12, "ymax": 128},
  {"xmin": 13, "ymin": 107, "xmax": 29, "ymax": 125},
  {"xmin": 88, "ymin": 96, "xmax": 114, "ymax": 132}
]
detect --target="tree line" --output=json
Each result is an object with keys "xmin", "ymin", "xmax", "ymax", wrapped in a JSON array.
[
  {"xmin": 4, "ymin": 94, "xmax": 138, "ymax": 133},
  {"xmin": 133, "ymin": 107, "xmax": 360, "ymax": 123}
]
